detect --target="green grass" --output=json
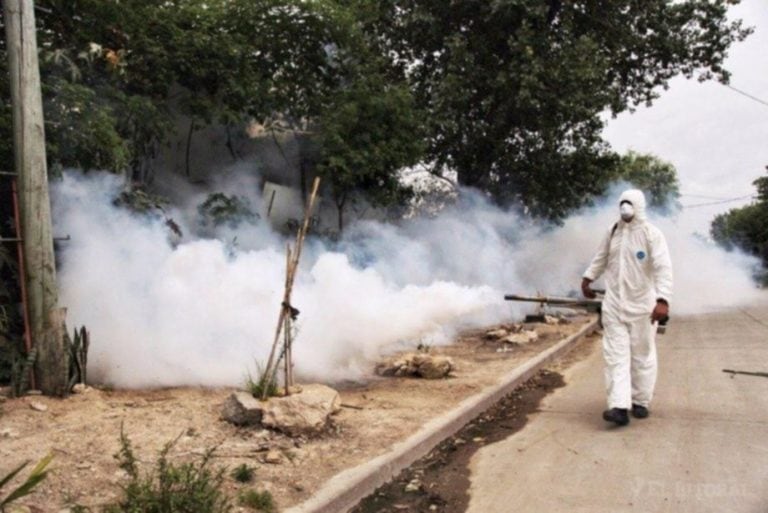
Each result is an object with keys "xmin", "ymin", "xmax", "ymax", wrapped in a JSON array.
[
  {"xmin": 230, "ymin": 463, "xmax": 255, "ymax": 484},
  {"xmin": 245, "ymin": 362, "xmax": 279, "ymax": 399},
  {"xmin": 239, "ymin": 489, "xmax": 275, "ymax": 512}
]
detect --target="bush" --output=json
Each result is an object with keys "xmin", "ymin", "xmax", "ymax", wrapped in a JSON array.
[
  {"xmin": 106, "ymin": 428, "xmax": 231, "ymax": 513},
  {"xmin": 197, "ymin": 193, "xmax": 257, "ymax": 229},
  {"xmin": 230, "ymin": 464, "xmax": 254, "ymax": 484},
  {"xmin": 238, "ymin": 489, "xmax": 275, "ymax": 512}
]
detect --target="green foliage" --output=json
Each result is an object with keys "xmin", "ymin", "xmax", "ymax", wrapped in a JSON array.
[
  {"xmin": 66, "ymin": 327, "xmax": 90, "ymax": 391},
  {"xmin": 43, "ymin": 79, "xmax": 130, "ymax": 174},
  {"xmin": 9, "ymin": 347, "xmax": 37, "ymax": 397},
  {"xmin": 245, "ymin": 364, "xmax": 279, "ymax": 400},
  {"xmin": 238, "ymin": 489, "xmax": 275, "ymax": 512},
  {"xmin": 711, "ymin": 172, "xmax": 768, "ymax": 285},
  {"xmin": 0, "ymin": 305, "xmax": 15, "ymax": 386},
  {"xmin": 613, "ymin": 151, "xmax": 681, "ymax": 211},
  {"xmin": 0, "ymin": 0, "xmax": 751, "ymax": 224},
  {"xmin": 315, "ymin": 72, "xmax": 424, "ymax": 231},
  {"xmin": 354, "ymin": 0, "xmax": 750, "ymax": 220},
  {"xmin": 114, "ymin": 189, "xmax": 170, "ymax": 216},
  {"xmin": 230, "ymin": 464, "xmax": 255, "ymax": 484},
  {"xmin": 198, "ymin": 193, "xmax": 257, "ymax": 229},
  {"xmin": 0, "ymin": 454, "xmax": 54, "ymax": 511},
  {"xmin": 107, "ymin": 428, "xmax": 231, "ymax": 513},
  {"xmin": 0, "ymin": 230, "xmax": 19, "ymax": 386}
]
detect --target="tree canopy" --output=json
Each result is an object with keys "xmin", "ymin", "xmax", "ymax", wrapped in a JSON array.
[
  {"xmin": 351, "ymin": 0, "xmax": 750, "ymax": 219},
  {"xmin": 0, "ymin": 0, "xmax": 751, "ymax": 221},
  {"xmin": 613, "ymin": 151, "xmax": 680, "ymax": 212},
  {"xmin": 711, "ymin": 170, "xmax": 768, "ymax": 283}
]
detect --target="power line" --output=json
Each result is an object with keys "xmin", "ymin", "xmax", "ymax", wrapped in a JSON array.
[
  {"xmin": 680, "ymin": 192, "xmax": 753, "ymax": 200},
  {"xmin": 681, "ymin": 194, "xmax": 757, "ymax": 209},
  {"xmin": 723, "ymin": 84, "xmax": 768, "ymax": 109}
]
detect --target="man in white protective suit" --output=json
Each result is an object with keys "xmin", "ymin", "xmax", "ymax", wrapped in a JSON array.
[{"xmin": 581, "ymin": 189, "xmax": 673, "ymax": 426}]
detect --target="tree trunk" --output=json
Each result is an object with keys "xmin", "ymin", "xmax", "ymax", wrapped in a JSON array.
[
  {"xmin": 185, "ymin": 119, "xmax": 196, "ymax": 177},
  {"xmin": 335, "ymin": 196, "xmax": 345, "ymax": 234},
  {"xmin": 4, "ymin": 0, "xmax": 68, "ymax": 395}
]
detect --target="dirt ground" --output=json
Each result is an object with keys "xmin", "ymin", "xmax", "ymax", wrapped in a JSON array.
[{"xmin": 0, "ymin": 316, "xmax": 594, "ymax": 512}]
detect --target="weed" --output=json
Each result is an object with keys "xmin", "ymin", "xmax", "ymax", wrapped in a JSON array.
[
  {"xmin": 106, "ymin": 426, "xmax": 231, "ymax": 513},
  {"xmin": 230, "ymin": 463, "xmax": 254, "ymax": 484},
  {"xmin": 239, "ymin": 489, "xmax": 275, "ymax": 512},
  {"xmin": 245, "ymin": 362, "xmax": 278, "ymax": 399}
]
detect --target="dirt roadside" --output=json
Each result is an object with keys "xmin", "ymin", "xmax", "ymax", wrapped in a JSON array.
[{"xmin": 0, "ymin": 316, "xmax": 595, "ymax": 512}]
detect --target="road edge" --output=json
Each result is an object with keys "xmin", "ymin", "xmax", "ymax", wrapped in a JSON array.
[{"xmin": 284, "ymin": 318, "xmax": 600, "ymax": 513}]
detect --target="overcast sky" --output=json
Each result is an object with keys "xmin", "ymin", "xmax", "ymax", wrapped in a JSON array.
[{"xmin": 602, "ymin": 1, "xmax": 768, "ymax": 235}]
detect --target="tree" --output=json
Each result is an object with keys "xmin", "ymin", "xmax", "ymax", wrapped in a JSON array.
[
  {"xmin": 711, "ymin": 171, "xmax": 768, "ymax": 283},
  {"xmin": 315, "ymin": 74, "xmax": 424, "ymax": 232},
  {"xmin": 613, "ymin": 151, "xmax": 680, "ymax": 211},
  {"xmin": 355, "ymin": 0, "xmax": 751, "ymax": 220},
  {"xmin": 0, "ymin": 0, "xmax": 359, "ymax": 182}
]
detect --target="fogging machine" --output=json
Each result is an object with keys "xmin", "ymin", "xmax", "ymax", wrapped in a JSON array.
[{"xmin": 504, "ymin": 293, "xmax": 669, "ymax": 334}]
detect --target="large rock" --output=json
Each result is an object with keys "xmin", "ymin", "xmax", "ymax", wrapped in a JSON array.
[
  {"xmin": 261, "ymin": 384, "xmax": 341, "ymax": 437},
  {"xmin": 417, "ymin": 355, "xmax": 455, "ymax": 379},
  {"xmin": 221, "ymin": 384, "xmax": 341, "ymax": 437},
  {"xmin": 504, "ymin": 330, "xmax": 539, "ymax": 345},
  {"xmin": 221, "ymin": 392, "xmax": 264, "ymax": 426},
  {"xmin": 376, "ymin": 353, "xmax": 455, "ymax": 379}
]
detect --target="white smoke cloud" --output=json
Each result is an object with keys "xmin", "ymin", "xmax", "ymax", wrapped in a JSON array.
[{"xmin": 52, "ymin": 171, "xmax": 764, "ymax": 388}]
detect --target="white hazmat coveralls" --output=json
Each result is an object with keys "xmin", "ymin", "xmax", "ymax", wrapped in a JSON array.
[{"xmin": 583, "ymin": 189, "xmax": 673, "ymax": 410}]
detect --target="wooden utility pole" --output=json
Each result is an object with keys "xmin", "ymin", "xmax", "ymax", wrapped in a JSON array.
[{"xmin": 4, "ymin": 0, "xmax": 69, "ymax": 395}]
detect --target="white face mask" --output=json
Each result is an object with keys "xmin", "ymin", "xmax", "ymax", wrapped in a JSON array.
[{"xmin": 620, "ymin": 202, "xmax": 635, "ymax": 222}]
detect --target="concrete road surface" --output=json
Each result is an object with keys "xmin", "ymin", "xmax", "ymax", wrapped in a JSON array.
[{"xmin": 466, "ymin": 305, "xmax": 768, "ymax": 513}]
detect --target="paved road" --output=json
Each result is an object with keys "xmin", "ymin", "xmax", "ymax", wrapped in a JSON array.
[{"xmin": 466, "ymin": 304, "xmax": 768, "ymax": 513}]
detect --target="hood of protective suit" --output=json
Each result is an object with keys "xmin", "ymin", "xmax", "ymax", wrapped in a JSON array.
[{"xmin": 619, "ymin": 189, "xmax": 647, "ymax": 222}]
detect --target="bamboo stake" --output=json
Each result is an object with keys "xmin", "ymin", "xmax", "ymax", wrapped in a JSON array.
[
  {"xmin": 283, "ymin": 314, "xmax": 292, "ymax": 393},
  {"xmin": 261, "ymin": 177, "xmax": 320, "ymax": 399}
]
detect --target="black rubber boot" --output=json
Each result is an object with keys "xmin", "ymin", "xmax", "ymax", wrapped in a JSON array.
[
  {"xmin": 631, "ymin": 404, "xmax": 649, "ymax": 419},
  {"xmin": 603, "ymin": 408, "xmax": 630, "ymax": 426}
]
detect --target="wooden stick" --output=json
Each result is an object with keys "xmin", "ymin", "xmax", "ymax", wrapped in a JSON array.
[
  {"xmin": 261, "ymin": 177, "xmax": 320, "ymax": 399},
  {"xmin": 283, "ymin": 314, "xmax": 291, "ymax": 393},
  {"xmin": 11, "ymin": 178, "xmax": 35, "ymax": 389}
]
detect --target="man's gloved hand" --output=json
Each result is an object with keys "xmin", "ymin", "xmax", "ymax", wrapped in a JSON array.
[
  {"xmin": 651, "ymin": 300, "xmax": 669, "ymax": 323},
  {"xmin": 581, "ymin": 278, "xmax": 596, "ymax": 299}
]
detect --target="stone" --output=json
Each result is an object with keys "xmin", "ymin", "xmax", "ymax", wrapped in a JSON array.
[
  {"xmin": 0, "ymin": 428, "xmax": 18, "ymax": 438},
  {"xmin": 221, "ymin": 392, "xmax": 265, "ymax": 426},
  {"xmin": 264, "ymin": 450, "xmax": 283, "ymax": 464},
  {"xmin": 71, "ymin": 383, "xmax": 90, "ymax": 394},
  {"xmin": 504, "ymin": 330, "xmax": 539, "ymax": 345},
  {"xmin": 221, "ymin": 385, "xmax": 341, "ymax": 437},
  {"xmin": 418, "ymin": 355, "xmax": 454, "ymax": 379},
  {"xmin": 6, "ymin": 506, "xmax": 32, "ymax": 513},
  {"xmin": 261, "ymin": 384, "xmax": 341, "ymax": 437},
  {"xmin": 404, "ymin": 479, "xmax": 421, "ymax": 493},
  {"xmin": 376, "ymin": 353, "xmax": 454, "ymax": 379},
  {"xmin": 485, "ymin": 328, "xmax": 509, "ymax": 339},
  {"xmin": 29, "ymin": 401, "xmax": 48, "ymax": 412}
]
